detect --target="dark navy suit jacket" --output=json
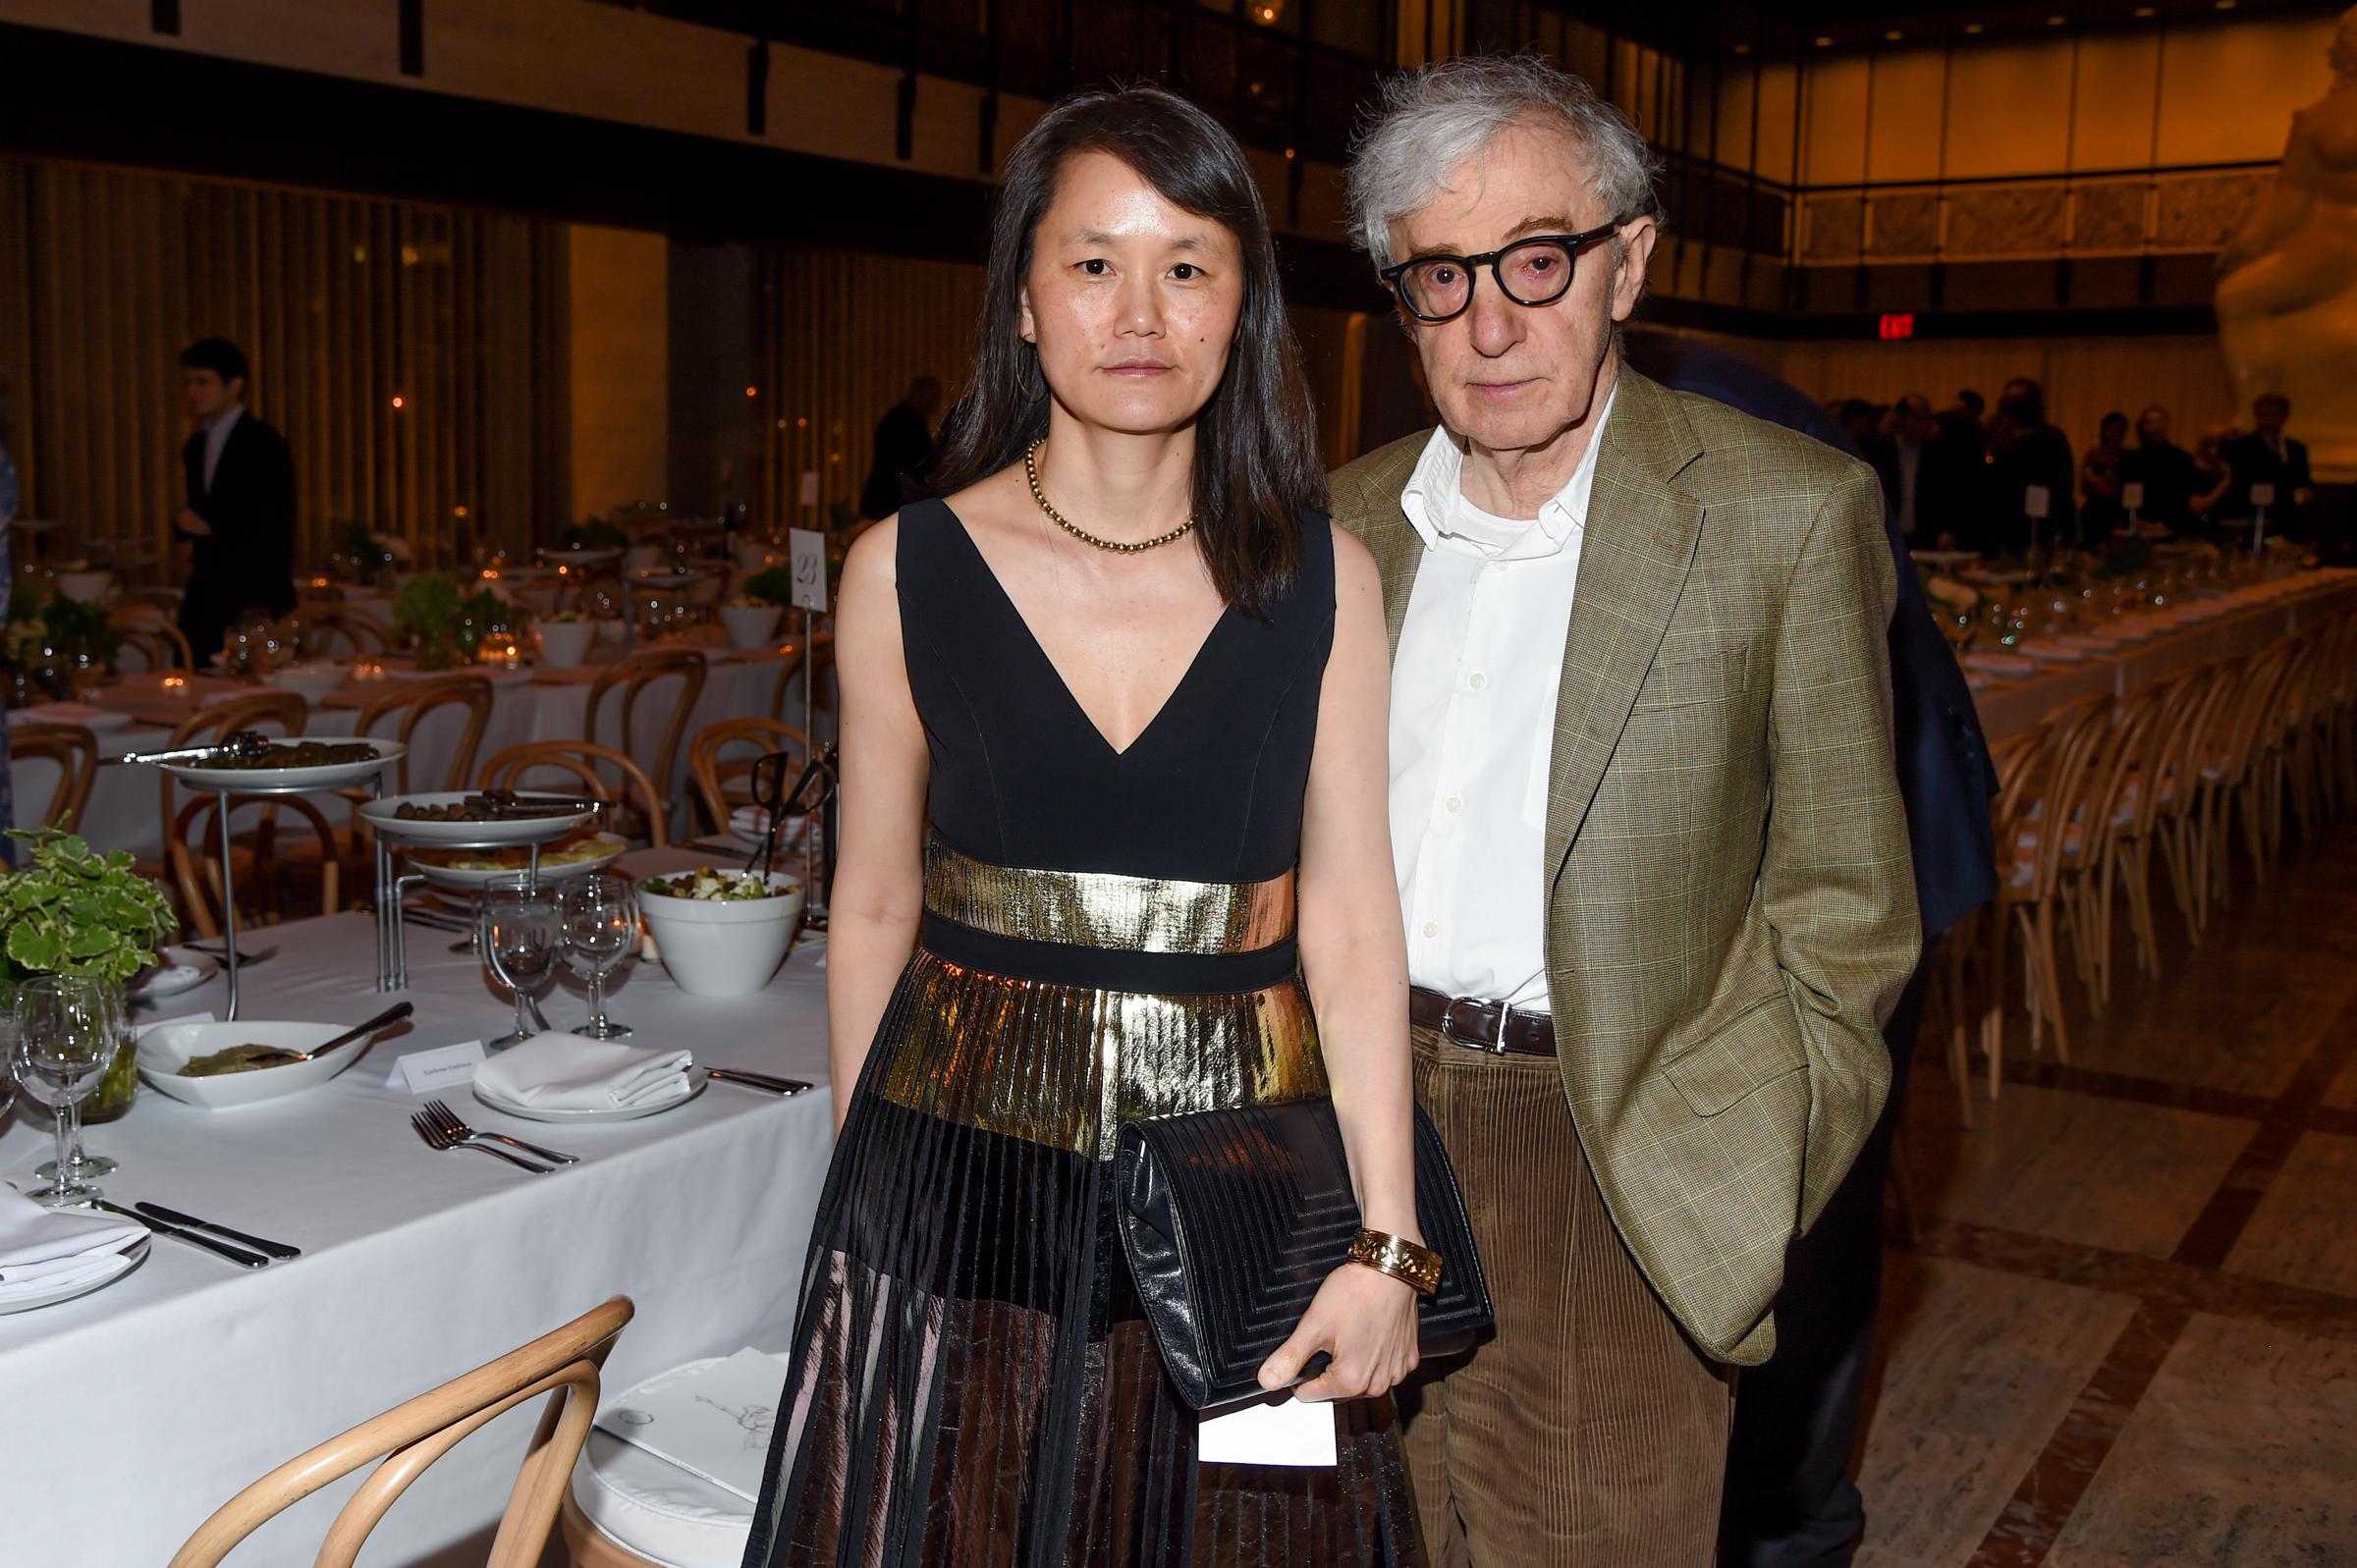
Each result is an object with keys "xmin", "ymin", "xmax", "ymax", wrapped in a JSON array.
[{"xmin": 1624, "ymin": 331, "xmax": 1999, "ymax": 938}]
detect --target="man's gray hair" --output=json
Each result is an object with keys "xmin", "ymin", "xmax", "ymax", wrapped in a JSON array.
[{"xmin": 1346, "ymin": 54, "xmax": 1663, "ymax": 270}]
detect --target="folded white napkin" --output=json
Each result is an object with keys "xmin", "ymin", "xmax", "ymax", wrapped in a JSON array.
[
  {"xmin": 8, "ymin": 701, "xmax": 109, "ymax": 728},
  {"xmin": 474, "ymin": 1033, "xmax": 693, "ymax": 1111},
  {"xmin": 0, "ymin": 1186, "xmax": 146, "ymax": 1295}
]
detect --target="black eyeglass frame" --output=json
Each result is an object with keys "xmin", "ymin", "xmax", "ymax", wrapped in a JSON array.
[{"xmin": 1378, "ymin": 217, "xmax": 1632, "ymax": 324}]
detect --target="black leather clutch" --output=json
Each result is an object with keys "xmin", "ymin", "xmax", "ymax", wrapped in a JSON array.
[{"xmin": 1111, "ymin": 1098, "xmax": 1495, "ymax": 1411}]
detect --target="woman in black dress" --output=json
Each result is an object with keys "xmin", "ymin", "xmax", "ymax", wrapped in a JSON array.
[{"xmin": 742, "ymin": 87, "xmax": 1426, "ymax": 1567}]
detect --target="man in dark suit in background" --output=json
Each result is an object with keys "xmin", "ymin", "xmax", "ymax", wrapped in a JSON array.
[
  {"xmin": 174, "ymin": 338, "xmax": 296, "ymax": 663},
  {"xmin": 2224, "ymin": 392, "xmax": 2319, "ymax": 556},
  {"xmin": 1985, "ymin": 377, "xmax": 2076, "ymax": 553},
  {"xmin": 1623, "ymin": 329, "xmax": 2001, "ymax": 1568},
  {"xmin": 1866, "ymin": 393, "xmax": 1941, "ymax": 543},
  {"xmin": 856, "ymin": 374, "xmax": 943, "ymax": 521}
]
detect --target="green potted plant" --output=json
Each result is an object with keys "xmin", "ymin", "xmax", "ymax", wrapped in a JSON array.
[
  {"xmin": 393, "ymin": 571, "xmax": 462, "ymax": 671},
  {"xmin": 454, "ymin": 584, "xmax": 520, "ymax": 663},
  {"xmin": 0, "ymin": 830, "xmax": 179, "ymax": 1121}
]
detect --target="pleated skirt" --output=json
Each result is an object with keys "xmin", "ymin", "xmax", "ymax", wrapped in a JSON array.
[{"xmin": 739, "ymin": 946, "xmax": 1427, "ymax": 1568}]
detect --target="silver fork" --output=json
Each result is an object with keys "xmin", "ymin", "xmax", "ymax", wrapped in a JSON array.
[
  {"xmin": 410, "ymin": 1109, "xmax": 552, "ymax": 1173},
  {"xmin": 421, "ymin": 1099, "xmax": 580, "ymax": 1166}
]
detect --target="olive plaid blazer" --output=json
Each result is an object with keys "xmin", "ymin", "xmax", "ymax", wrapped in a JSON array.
[{"xmin": 1334, "ymin": 367, "xmax": 1919, "ymax": 1365}]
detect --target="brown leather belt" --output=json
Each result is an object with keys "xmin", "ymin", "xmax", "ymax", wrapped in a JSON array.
[{"xmin": 1409, "ymin": 986, "xmax": 1558, "ymax": 1056}]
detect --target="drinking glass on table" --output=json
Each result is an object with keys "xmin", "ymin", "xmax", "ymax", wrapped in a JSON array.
[
  {"xmin": 35, "ymin": 983, "xmax": 122, "ymax": 1182},
  {"xmin": 479, "ymin": 874, "xmax": 561, "ymax": 1051},
  {"xmin": 11, "ymin": 977, "xmax": 117, "ymax": 1207},
  {"xmin": 560, "ymin": 873, "xmax": 639, "ymax": 1040}
]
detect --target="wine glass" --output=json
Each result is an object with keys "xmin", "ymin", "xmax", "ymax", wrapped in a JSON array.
[
  {"xmin": 34, "ymin": 981, "xmax": 122, "ymax": 1182},
  {"xmin": 12, "ymin": 977, "xmax": 117, "ymax": 1207},
  {"xmin": 560, "ymin": 874, "xmax": 640, "ymax": 1040},
  {"xmin": 479, "ymin": 875, "xmax": 560, "ymax": 1050}
]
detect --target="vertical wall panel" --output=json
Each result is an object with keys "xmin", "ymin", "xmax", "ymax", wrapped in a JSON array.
[{"xmin": 0, "ymin": 156, "xmax": 565, "ymax": 571}]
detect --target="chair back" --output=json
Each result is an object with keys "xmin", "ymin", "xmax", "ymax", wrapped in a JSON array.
[
  {"xmin": 2134, "ymin": 665, "xmax": 2221, "ymax": 837},
  {"xmin": 478, "ymin": 740, "xmax": 669, "ymax": 847},
  {"xmin": 302, "ymin": 608, "xmax": 396, "ymax": 658},
  {"xmin": 583, "ymin": 647, "xmax": 707, "ymax": 793},
  {"xmin": 1998, "ymin": 692, "xmax": 2112, "ymax": 901},
  {"xmin": 688, "ymin": 718, "xmax": 812, "ymax": 836},
  {"xmin": 109, "ymin": 609, "xmax": 195, "ymax": 674},
  {"xmin": 157, "ymin": 692, "xmax": 310, "ymax": 862},
  {"xmin": 11, "ymin": 723, "xmax": 100, "ymax": 831},
  {"xmin": 169, "ymin": 1297, "xmax": 633, "ymax": 1568},
  {"xmin": 170, "ymin": 791, "xmax": 344, "ymax": 938},
  {"xmin": 2202, "ymin": 639, "xmax": 2297, "ymax": 790},
  {"xmin": 353, "ymin": 675, "xmax": 495, "ymax": 794},
  {"xmin": 2075, "ymin": 680, "xmax": 2170, "ymax": 869}
]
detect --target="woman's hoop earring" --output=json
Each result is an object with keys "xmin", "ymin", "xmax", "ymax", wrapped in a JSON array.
[{"xmin": 1016, "ymin": 340, "xmax": 1043, "ymax": 401}]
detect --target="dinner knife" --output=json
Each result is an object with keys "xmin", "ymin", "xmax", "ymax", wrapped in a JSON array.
[
  {"xmin": 90, "ymin": 1199, "xmax": 270, "ymax": 1269},
  {"xmin": 131, "ymin": 1202, "xmax": 301, "ymax": 1261},
  {"xmin": 704, "ymin": 1068, "xmax": 814, "ymax": 1096}
]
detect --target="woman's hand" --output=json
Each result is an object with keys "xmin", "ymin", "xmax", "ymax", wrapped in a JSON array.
[{"xmin": 1256, "ymin": 1262, "xmax": 1420, "ymax": 1403}]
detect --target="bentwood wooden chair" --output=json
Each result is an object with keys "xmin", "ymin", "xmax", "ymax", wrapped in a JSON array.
[
  {"xmin": 688, "ymin": 718, "xmax": 811, "ymax": 838},
  {"xmin": 268, "ymin": 674, "xmax": 499, "ymax": 893},
  {"xmin": 2194, "ymin": 639, "xmax": 2297, "ymax": 908},
  {"xmin": 479, "ymin": 741, "xmax": 670, "ymax": 848},
  {"xmin": 171, "ymin": 792, "xmax": 344, "ymax": 937},
  {"xmin": 584, "ymin": 648, "xmax": 707, "ymax": 789},
  {"xmin": 1984, "ymin": 693, "xmax": 2113, "ymax": 1076},
  {"xmin": 2058, "ymin": 680, "xmax": 2170, "ymax": 1012},
  {"xmin": 300, "ymin": 607, "xmax": 397, "ymax": 658},
  {"xmin": 108, "ymin": 607, "xmax": 195, "ymax": 674},
  {"xmin": 168, "ymin": 1297, "xmax": 633, "ymax": 1568},
  {"xmin": 148, "ymin": 691, "xmax": 310, "ymax": 885},
  {"xmin": 10, "ymin": 722, "xmax": 99, "ymax": 831}
]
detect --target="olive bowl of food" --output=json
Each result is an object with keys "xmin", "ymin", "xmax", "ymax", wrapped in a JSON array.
[
  {"xmin": 637, "ymin": 867, "xmax": 803, "ymax": 998},
  {"xmin": 136, "ymin": 1020, "xmax": 371, "ymax": 1110}
]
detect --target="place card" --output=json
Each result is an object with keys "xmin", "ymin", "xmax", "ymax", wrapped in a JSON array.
[
  {"xmin": 1196, "ymin": 1391, "xmax": 1338, "ymax": 1468},
  {"xmin": 2252, "ymin": 483, "xmax": 2277, "ymax": 509},
  {"xmin": 386, "ymin": 1040, "xmax": 487, "ymax": 1095}
]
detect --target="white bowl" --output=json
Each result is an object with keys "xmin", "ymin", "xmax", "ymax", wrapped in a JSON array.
[
  {"xmin": 53, "ymin": 569, "xmax": 115, "ymax": 604},
  {"xmin": 719, "ymin": 603, "xmax": 781, "ymax": 650},
  {"xmin": 266, "ymin": 660, "xmax": 351, "ymax": 698},
  {"xmin": 137, "ymin": 1020, "xmax": 373, "ymax": 1109},
  {"xmin": 638, "ymin": 871, "xmax": 803, "ymax": 997},
  {"xmin": 535, "ymin": 621, "xmax": 597, "ymax": 668}
]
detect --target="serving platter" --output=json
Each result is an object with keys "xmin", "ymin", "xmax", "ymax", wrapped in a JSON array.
[
  {"xmin": 152, "ymin": 738, "xmax": 405, "ymax": 793},
  {"xmin": 404, "ymin": 831, "xmax": 628, "ymax": 890},
  {"xmin": 359, "ymin": 790, "xmax": 596, "ymax": 846}
]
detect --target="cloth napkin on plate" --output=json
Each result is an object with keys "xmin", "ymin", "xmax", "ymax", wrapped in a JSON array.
[
  {"xmin": 0, "ymin": 1186, "xmax": 146, "ymax": 1295},
  {"xmin": 474, "ymin": 1033, "xmax": 694, "ymax": 1111}
]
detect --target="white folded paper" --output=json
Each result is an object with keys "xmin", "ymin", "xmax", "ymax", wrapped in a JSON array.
[
  {"xmin": 0, "ymin": 1186, "xmax": 145, "ymax": 1296},
  {"xmin": 474, "ymin": 1033, "xmax": 693, "ymax": 1111}
]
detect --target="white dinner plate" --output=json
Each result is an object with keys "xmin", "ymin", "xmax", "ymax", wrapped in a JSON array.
[
  {"xmin": 129, "ymin": 946, "xmax": 221, "ymax": 1001},
  {"xmin": 404, "ymin": 832, "xmax": 628, "ymax": 891},
  {"xmin": 360, "ymin": 791, "xmax": 595, "ymax": 845},
  {"xmin": 473, "ymin": 1067, "xmax": 708, "ymax": 1123},
  {"xmin": 0, "ymin": 1237, "xmax": 149, "ymax": 1316},
  {"xmin": 156, "ymin": 739, "xmax": 406, "ymax": 793}
]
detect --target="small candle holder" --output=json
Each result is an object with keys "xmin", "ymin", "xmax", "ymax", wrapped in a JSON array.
[
  {"xmin": 352, "ymin": 657, "xmax": 387, "ymax": 683},
  {"xmin": 159, "ymin": 672, "xmax": 192, "ymax": 698}
]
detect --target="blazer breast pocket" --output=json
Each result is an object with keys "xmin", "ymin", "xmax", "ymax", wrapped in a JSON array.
[{"xmin": 1630, "ymin": 644, "xmax": 1751, "ymax": 713}]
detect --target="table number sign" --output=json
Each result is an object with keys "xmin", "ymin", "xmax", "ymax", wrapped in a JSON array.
[
  {"xmin": 2252, "ymin": 483, "xmax": 2277, "ymax": 509},
  {"xmin": 789, "ymin": 528, "xmax": 828, "ymax": 614},
  {"xmin": 2024, "ymin": 485, "xmax": 2051, "ymax": 520},
  {"xmin": 385, "ymin": 1040, "xmax": 488, "ymax": 1095},
  {"xmin": 2121, "ymin": 482, "xmax": 2146, "ymax": 513}
]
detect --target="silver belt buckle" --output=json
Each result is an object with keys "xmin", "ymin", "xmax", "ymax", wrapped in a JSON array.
[{"xmin": 1442, "ymin": 996, "xmax": 1512, "ymax": 1054}]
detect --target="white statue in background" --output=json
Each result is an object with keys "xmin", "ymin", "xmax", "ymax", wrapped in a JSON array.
[{"xmin": 2217, "ymin": 7, "xmax": 2357, "ymax": 481}]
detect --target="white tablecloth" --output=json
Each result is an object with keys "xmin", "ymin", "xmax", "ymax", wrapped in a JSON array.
[
  {"xmin": 17, "ymin": 646, "xmax": 822, "ymax": 861},
  {"xmin": 0, "ymin": 848, "xmax": 833, "ymax": 1567}
]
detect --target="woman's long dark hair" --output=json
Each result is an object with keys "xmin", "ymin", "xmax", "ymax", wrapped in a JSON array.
[{"xmin": 928, "ymin": 85, "xmax": 1323, "ymax": 618}]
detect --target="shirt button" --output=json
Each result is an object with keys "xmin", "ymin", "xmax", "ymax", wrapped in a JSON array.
[
  {"xmin": 1422, "ymin": 920, "xmax": 1439, "ymax": 939},
  {"xmin": 1446, "ymin": 796, "xmax": 1462, "ymax": 814},
  {"xmin": 1468, "ymin": 673, "xmax": 1488, "ymax": 691}
]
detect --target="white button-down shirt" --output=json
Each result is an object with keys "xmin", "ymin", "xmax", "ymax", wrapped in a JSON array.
[
  {"xmin": 201, "ymin": 405, "xmax": 244, "ymax": 494},
  {"xmin": 1389, "ymin": 384, "xmax": 1614, "ymax": 1010}
]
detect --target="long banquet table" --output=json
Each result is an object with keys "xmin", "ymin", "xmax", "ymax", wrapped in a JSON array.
[
  {"xmin": 14, "ymin": 641, "xmax": 823, "ymax": 862},
  {"xmin": 1965, "ymin": 568, "xmax": 2357, "ymax": 743},
  {"xmin": 0, "ymin": 847, "xmax": 833, "ymax": 1567}
]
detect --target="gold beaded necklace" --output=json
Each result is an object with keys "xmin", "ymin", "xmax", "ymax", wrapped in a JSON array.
[{"xmin": 1024, "ymin": 440, "xmax": 1196, "ymax": 554}]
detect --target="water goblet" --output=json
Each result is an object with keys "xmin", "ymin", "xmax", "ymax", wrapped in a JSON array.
[
  {"xmin": 34, "ymin": 983, "xmax": 122, "ymax": 1182},
  {"xmin": 12, "ymin": 977, "xmax": 117, "ymax": 1207},
  {"xmin": 479, "ymin": 875, "xmax": 561, "ymax": 1050},
  {"xmin": 560, "ymin": 874, "xmax": 640, "ymax": 1040}
]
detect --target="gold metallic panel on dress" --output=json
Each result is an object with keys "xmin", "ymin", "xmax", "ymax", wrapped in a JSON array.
[{"xmin": 923, "ymin": 838, "xmax": 1297, "ymax": 957}]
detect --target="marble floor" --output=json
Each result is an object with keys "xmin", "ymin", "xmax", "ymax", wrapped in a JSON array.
[{"xmin": 1854, "ymin": 821, "xmax": 2357, "ymax": 1567}]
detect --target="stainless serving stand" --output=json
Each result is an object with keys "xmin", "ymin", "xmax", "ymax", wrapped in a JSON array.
[
  {"xmin": 128, "ymin": 746, "xmax": 407, "ymax": 1022},
  {"xmin": 366, "ymin": 809, "xmax": 592, "ymax": 993}
]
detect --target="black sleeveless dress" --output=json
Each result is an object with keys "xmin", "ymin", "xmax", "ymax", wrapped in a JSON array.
[{"xmin": 741, "ymin": 499, "xmax": 1423, "ymax": 1568}]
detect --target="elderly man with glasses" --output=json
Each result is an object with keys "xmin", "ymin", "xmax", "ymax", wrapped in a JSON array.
[{"xmin": 1331, "ymin": 56, "xmax": 1918, "ymax": 1567}]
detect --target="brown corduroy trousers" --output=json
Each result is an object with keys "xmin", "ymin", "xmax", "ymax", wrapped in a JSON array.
[{"xmin": 1398, "ymin": 1027, "xmax": 1737, "ymax": 1568}]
